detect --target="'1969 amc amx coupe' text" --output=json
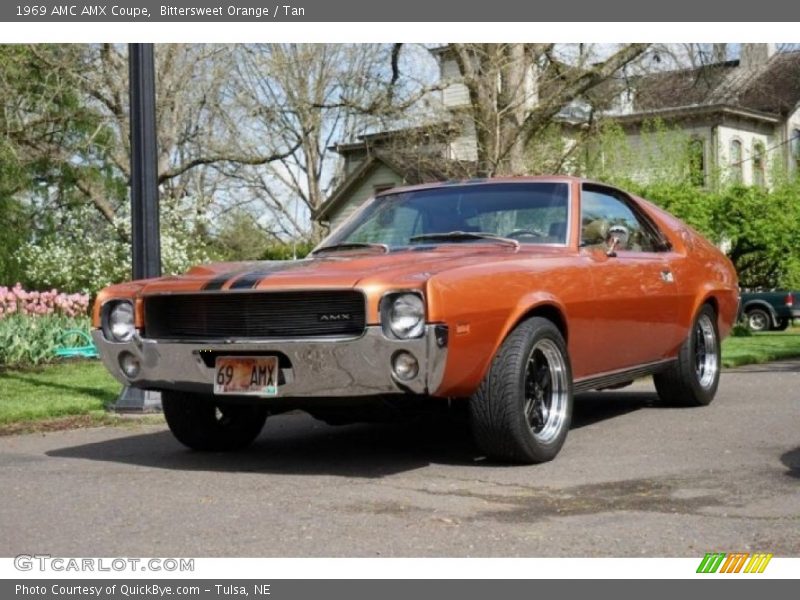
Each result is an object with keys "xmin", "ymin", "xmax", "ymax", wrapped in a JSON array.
[{"xmin": 93, "ymin": 177, "xmax": 738, "ymax": 463}]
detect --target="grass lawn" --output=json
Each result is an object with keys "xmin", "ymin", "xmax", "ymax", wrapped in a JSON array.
[
  {"xmin": 0, "ymin": 329, "xmax": 799, "ymax": 429},
  {"xmin": 721, "ymin": 329, "xmax": 800, "ymax": 368},
  {"xmin": 0, "ymin": 360, "xmax": 121, "ymax": 430}
]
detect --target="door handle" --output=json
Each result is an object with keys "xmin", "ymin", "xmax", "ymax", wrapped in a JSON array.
[{"xmin": 661, "ymin": 270, "xmax": 674, "ymax": 283}]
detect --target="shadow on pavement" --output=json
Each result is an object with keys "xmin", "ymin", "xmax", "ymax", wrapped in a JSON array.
[
  {"xmin": 571, "ymin": 391, "xmax": 657, "ymax": 429},
  {"xmin": 46, "ymin": 390, "xmax": 662, "ymax": 475},
  {"xmin": 779, "ymin": 447, "xmax": 800, "ymax": 479},
  {"xmin": 48, "ymin": 417, "xmax": 461, "ymax": 478}
]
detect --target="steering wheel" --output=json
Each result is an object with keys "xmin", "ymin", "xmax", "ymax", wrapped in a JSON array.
[{"xmin": 505, "ymin": 228, "xmax": 545, "ymax": 239}]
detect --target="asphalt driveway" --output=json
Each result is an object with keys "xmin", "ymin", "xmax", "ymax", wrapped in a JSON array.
[{"xmin": 1, "ymin": 361, "xmax": 798, "ymax": 557}]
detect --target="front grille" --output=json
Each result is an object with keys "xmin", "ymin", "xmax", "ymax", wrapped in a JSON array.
[{"xmin": 143, "ymin": 291, "xmax": 366, "ymax": 340}]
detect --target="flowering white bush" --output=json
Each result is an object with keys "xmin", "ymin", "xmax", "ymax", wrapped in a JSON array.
[{"xmin": 17, "ymin": 202, "xmax": 212, "ymax": 294}]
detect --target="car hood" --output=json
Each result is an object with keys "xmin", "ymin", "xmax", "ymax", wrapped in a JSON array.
[{"xmin": 136, "ymin": 245, "xmax": 570, "ymax": 295}]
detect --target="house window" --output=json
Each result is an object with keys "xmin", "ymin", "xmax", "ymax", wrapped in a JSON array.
[
  {"xmin": 730, "ymin": 139, "xmax": 743, "ymax": 184},
  {"xmin": 688, "ymin": 138, "xmax": 705, "ymax": 187},
  {"xmin": 753, "ymin": 141, "xmax": 766, "ymax": 187}
]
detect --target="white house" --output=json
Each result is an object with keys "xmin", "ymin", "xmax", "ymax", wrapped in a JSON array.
[{"xmin": 316, "ymin": 44, "xmax": 800, "ymax": 229}]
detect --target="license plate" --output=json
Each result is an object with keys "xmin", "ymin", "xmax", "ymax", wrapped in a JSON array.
[{"xmin": 213, "ymin": 356, "xmax": 279, "ymax": 396}]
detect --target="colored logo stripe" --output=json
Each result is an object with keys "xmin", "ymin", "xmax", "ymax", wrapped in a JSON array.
[
  {"xmin": 697, "ymin": 552, "xmax": 725, "ymax": 573},
  {"xmin": 744, "ymin": 553, "xmax": 773, "ymax": 573},
  {"xmin": 697, "ymin": 552, "xmax": 772, "ymax": 573}
]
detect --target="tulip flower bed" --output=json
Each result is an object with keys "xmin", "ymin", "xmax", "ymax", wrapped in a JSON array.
[{"xmin": 0, "ymin": 285, "xmax": 92, "ymax": 368}]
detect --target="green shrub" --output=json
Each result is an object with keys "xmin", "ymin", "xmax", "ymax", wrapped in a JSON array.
[
  {"xmin": 730, "ymin": 322, "xmax": 752, "ymax": 337},
  {"xmin": 0, "ymin": 314, "xmax": 92, "ymax": 368},
  {"xmin": 260, "ymin": 241, "xmax": 314, "ymax": 261}
]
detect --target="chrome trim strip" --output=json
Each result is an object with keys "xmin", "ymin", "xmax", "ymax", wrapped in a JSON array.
[{"xmin": 573, "ymin": 358, "xmax": 676, "ymax": 394}]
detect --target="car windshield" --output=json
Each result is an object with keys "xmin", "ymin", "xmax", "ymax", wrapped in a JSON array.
[{"xmin": 322, "ymin": 182, "xmax": 570, "ymax": 249}]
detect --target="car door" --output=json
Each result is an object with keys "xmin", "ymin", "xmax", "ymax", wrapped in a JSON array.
[{"xmin": 579, "ymin": 184, "xmax": 679, "ymax": 374}]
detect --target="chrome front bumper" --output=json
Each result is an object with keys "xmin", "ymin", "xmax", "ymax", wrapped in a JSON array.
[{"xmin": 92, "ymin": 326, "xmax": 448, "ymax": 398}]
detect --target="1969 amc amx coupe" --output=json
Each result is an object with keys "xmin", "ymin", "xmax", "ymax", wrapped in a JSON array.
[{"xmin": 93, "ymin": 177, "xmax": 738, "ymax": 463}]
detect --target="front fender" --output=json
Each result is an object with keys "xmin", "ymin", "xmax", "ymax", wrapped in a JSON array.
[{"xmin": 430, "ymin": 290, "xmax": 569, "ymax": 398}]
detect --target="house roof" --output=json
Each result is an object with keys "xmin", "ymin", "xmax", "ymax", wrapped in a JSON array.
[
  {"xmin": 631, "ymin": 51, "xmax": 800, "ymax": 118},
  {"xmin": 330, "ymin": 121, "xmax": 458, "ymax": 155},
  {"xmin": 315, "ymin": 152, "xmax": 476, "ymax": 222}
]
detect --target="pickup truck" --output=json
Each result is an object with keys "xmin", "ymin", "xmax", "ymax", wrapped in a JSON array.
[{"xmin": 739, "ymin": 290, "xmax": 799, "ymax": 331}]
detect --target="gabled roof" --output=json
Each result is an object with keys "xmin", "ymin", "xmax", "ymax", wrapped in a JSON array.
[
  {"xmin": 632, "ymin": 51, "xmax": 800, "ymax": 118},
  {"xmin": 330, "ymin": 121, "xmax": 459, "ymax": 155},
  {"xmin": 315, "ymin": 152, "xmax": 475, "ymax": 222}
]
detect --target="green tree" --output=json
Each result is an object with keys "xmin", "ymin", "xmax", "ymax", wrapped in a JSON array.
[{"xmin": 714, "ymin": 184, "xmax": 800, "ymax": 289}]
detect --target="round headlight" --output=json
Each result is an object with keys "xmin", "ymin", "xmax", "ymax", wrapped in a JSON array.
[
  {"xmin": 108, "ymin": 302, "xmax": 135, "ymax": 342},
  {"xmin": 388, "ymin": 293, "xmax": 425, "ymax": 339}
]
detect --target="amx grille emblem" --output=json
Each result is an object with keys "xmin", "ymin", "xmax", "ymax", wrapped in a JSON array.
[{"xmin": 318, "ymin": 313, "xmax": 352, "ymax": 322}]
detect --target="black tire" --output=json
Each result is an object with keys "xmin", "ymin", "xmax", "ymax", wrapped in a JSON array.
[
  {"xmin": 775, "ymin": 318, "xmax": 791, "ymax": 331},
  {"xmin": 469, "ymin": 317, "xmax": 573, "ymax": 464},
  {"xmin": 745, "ymin": 307, "xmax": 771, "ymax": 332},
  {"xmin": 653, "ymin": 304, "xmax": 720, "ymax": 407},
  {"xmin": 161, "ymin": 390, "xmax": 268, "ymax": 451}
]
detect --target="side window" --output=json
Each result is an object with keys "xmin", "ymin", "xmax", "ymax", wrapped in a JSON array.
[
  {"xmin": 580, "ymin": 187, "xmax": 661, "ymax": 252},
  {"xmin": 730, "ymin": 139, "xmax": 743, "ymax": 183}
]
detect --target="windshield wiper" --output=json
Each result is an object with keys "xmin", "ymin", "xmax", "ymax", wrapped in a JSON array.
[
  {"xmin": 409, "ymin": 231, "xmax": 520, "ymax": 249},
  {"xmin": 311, "ymin": 242, "xmax": 390, "ymax": 256}
]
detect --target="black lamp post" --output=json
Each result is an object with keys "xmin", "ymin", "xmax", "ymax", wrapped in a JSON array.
[{"xmin": 114, "ymin": 43, "xmax": 162, "ymax": 412}]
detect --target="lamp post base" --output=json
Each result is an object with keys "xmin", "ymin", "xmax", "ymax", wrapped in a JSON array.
[{"xmin": 113, "ymin": 386, "xmax": 162, "ymax": 413}]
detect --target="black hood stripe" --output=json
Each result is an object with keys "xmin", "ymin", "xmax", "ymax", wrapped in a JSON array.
[
  {"xmin": 203, "ymin": 273, "xmax": 235, "ymax": 291},
  {"xmin": 228, "ymin": 260, "xmax": 318, "ymax": 290},
  {"xmin": 201, "ymin": 265, "xmax": 267, "ymax": 290}
]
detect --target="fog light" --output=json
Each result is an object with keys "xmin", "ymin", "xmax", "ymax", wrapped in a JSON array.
[
  {"xmin": 119, "ymin": 352, "xmax": 141, "ymax": 379},
  {"xmin": 392, "ymin": 351, "xmax": 419, "ymax": 381}
]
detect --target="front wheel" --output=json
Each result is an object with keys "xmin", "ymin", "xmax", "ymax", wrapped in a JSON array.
[
  {"xmin": 469, "ymin": 317, "xmax": 573, "ymax": 464},
  {"xmin": 654, "ymin": 304, "xmax": 720, "ymax": 406},
  {"xmin": 162, "ymin": 390, "xmax": 268, "ymax": 451}
]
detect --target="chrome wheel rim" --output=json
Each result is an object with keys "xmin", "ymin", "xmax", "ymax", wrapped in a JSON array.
[
  {"xmin": 694, "ymin": 314, "xmax": 719, "ymax": 389},
  {"xmin": 748, "ymin": 312, "xmax": 767, "ymax": 331},
  {"xmin": 524, "ymin": 338, "xmax": 569, "ymax": 443}
]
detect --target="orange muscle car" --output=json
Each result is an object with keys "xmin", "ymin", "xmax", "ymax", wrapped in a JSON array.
[{"xmin": 93, "ymin": 177, "xmax": 738, "ymax": 463}]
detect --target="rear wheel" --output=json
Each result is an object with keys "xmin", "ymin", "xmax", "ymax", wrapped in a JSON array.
[
  {"xmin": 162, "ymin": 390, "xmax": 268, "ymax": 451},
  {"xmin": 745, "ymin": 308, "xmax": 771, "ymax": 332},
  {"xmin": 469, "ymin": 317, "xmax": 573, "ymax": 464},
  {"xmin": 654, "ymin": 304, "xmax": 720, "ymax": 406},
  {"xmin": 775, "ymin": 318, "xmax": 791, "ymax": 331}
]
